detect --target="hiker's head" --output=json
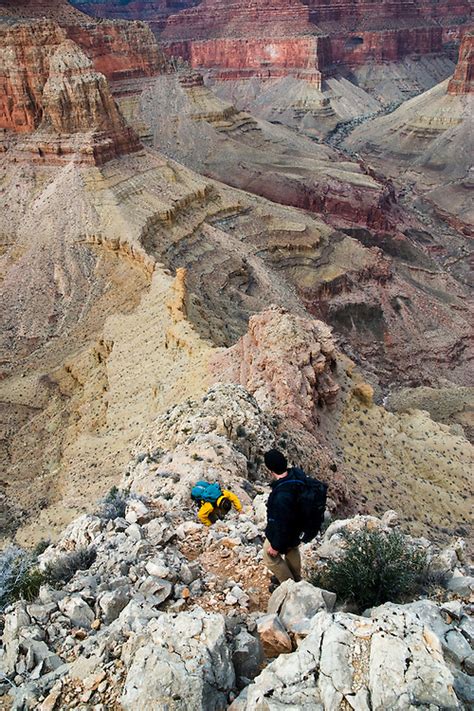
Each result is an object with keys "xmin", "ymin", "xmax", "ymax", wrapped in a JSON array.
[
  {"xmin": 218, "ymin": 496, "xmax": 232, "ymax": 514},
  {"xmin": 264, "ymin": 449, "xmax": 287, "ymax": 476}
]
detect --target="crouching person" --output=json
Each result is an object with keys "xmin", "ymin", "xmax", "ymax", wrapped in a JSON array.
[{"xmin": 191, "ymin": 480, "xmax": 242, "ymax": 526}]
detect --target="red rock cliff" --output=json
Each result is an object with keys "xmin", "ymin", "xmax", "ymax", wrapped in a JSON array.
[
  {"xmin": 0, "ymin": 19, "xmax": 141, "ymax": 164},
  {"xmin": 0, "ymin": 0, "xmax": 165, "ymax": 83},
  {"xmin": 160, "ymin": 0, "xmax": 471, "ymax": 79},
  {"xmin": 448, "ymin": 31, "xmax": 474, "ymax": 95},
  {"xmin": 0, "ymin": 20, "xmax": 66, "ymax": 132}
]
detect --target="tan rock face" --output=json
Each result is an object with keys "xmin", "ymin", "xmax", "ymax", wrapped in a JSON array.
[
  {"xmin": 42, "ymin": 40, "xmax": 130, "ymax": 134},
  {"xmin": 210, "ymin": 306, "xmax": 339, "ymax": 432}
]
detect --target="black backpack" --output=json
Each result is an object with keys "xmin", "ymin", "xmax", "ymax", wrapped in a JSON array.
[{"xmin": 278, "ymin": 470, "xmax": 328, "ymax": 543}]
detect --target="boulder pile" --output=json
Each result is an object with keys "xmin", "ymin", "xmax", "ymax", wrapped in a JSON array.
[{"xmin": 1, "ymin": 385, "xmax": 473, "ymax": 709}]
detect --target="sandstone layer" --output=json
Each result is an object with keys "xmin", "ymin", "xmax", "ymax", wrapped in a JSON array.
[
  {"xmin": 159, "ymin": 0, "xmax": 471, "ymax": 81},
  {"xmin": 0, "ymin": 21, "xmax": 141, "ymax": 163}
]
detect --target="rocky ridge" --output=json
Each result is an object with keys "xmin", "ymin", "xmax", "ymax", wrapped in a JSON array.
[{"xmin": 1, "ymin": 433, "xmax": 473, "ymax": 709}]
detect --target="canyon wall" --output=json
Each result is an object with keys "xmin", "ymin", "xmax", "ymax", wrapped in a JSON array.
[
  {"xmin": 164, "ymin": 37, "xmax": 323, "ymax": 82},
  {"xmin": 159, "ymin": 0, "xmax": 471, "ymax": 80},
  {"xmin": 448, "ymin": 31, "xmax": 473, "ymax": 94}
]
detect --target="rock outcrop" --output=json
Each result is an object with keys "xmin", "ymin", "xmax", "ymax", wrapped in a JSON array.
[
  {"xmin": 0, "ymin": 0, "xmax": 165, "ymax": 86},
  {"xmin": 448, "ymin": 31, "xmax": 474, "ymax": 95},
  {"xmin": 210, "ymin": 307, "xmax": 339, "ymax": 432},
  {"xmin": 233, "ymin": 605, "xmax": 464, "ymax": 709},
  {"xmin": 1, "ymin": 24, "xmax": 141, "ymax": 163},
  {"xmin": 1, "ymin": 472, "xmax": 472, "ymax": 710}
]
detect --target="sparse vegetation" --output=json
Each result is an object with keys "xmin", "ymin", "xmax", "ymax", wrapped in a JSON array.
[
  {"xmin": 44, "ymin": 547, "xmax": 97, "ymax": 588},
  {"xmin": 0, "ymin": 544, "xmax": 96, "ymax": 610},
  {"xmin": 97, "ymin": 486, "xmax": 129, "ymax": 520},
  {"xmin": 0, "ymin": 547, "xmax": 45, "ymax": 610},
  {"xmin": 311, "ymin": 527, "xmax": 427, "ymax": 610}
]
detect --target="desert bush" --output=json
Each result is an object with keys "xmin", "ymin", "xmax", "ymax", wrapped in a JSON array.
[
  {"xmin": 97, "ymin": 486, "xmax": 129, "ymax": 520},
  {"xmin": 0, "ymin": 543, "xmax": 97, "ymax": 609},
  {"xmin": 0, "ymin": 547, "xmax": 44, "ymax": 610},
  {"xmin": 44, "ymin": 547, "xmax": 97, "ymax": 587},
  {"xmin": 311, "ymin": 526, "xmax": 427, "ymax": 610}
]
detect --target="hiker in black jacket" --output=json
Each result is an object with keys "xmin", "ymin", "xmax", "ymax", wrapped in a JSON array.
[{"xmin": 263, "ymin": 448, "xmax": 303, "ymax": 586}]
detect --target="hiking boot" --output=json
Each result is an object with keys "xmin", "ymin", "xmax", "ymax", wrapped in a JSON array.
[
  {"xmin": 270, "ymin": 575, "xmax": 279, "ymax": 585},
  {"xmin": 268, "ymin": 581, "xmax": 279, "ymax": 594}
]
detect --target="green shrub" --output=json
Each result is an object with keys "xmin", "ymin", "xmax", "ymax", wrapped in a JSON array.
[
  {"xmin": 8, "ymin": 567, "xmax": 45, "ymax": 604},
  {"xmin": 0, "ymin": 543, "xmax": 97, "ymax": 610},
  {"xmin": 33, "ymin": 538, "xmax": 51, "ymax": 556},
  {"xmin": 311, "ymin": 526, "xmax": 427, "ymax": 611},
  {"xmin": 0, "ymin": 547, "xmax": 45, "ymax": 610}
]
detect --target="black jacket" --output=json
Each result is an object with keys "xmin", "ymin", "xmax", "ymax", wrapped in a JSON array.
[{"xmin": 265, "ymin": 467, "xmax": 306, "ymax": 552}]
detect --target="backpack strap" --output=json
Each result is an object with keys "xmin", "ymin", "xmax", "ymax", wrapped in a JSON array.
[{"xmin": 274, "ymin": 479, "xmax": 304, "ymax": 488}]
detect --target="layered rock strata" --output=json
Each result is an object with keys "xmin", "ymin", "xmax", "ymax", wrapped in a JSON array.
[
  {"xmin": 159, "ymin": 0, "xmax": 472, "ymax": 80},
  {"xmin": 345, "ymin": 73, "xmax": 474, "ymax": 230},
  {"xmin": 0, "ymin": 0, "xmax": 165, "ymax": 86},
  {"xmin": 0, "ymin": 22, "xmax": 141, "ymax": 163},
  {"xmin": 135, "ymin": 71, "xmax": 395, "ymax": 228},
  {"xmin": 448, "ymin": 31, "xmax": 474, "ymax": 94}
]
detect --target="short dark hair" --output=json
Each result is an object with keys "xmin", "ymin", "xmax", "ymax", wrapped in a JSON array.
[
  {"xmin": 264, "ymin": 449, "xmax": 287, "ymax": 474},
  {"xmin": 220, "ymin": 497, "xmax": 232, "ymax": 513}
]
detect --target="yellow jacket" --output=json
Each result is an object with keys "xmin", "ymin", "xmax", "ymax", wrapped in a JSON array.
[{"xmin": 198, "ymin": 489, "xmax": 242, "ymax": 526}]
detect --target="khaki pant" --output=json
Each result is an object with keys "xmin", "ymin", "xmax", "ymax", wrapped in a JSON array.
[{"xmin": 263, "ymin": 538, "xmax": 301, "ymax": 584}]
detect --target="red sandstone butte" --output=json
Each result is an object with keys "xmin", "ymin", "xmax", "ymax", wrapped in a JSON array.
[
  {"xmin": 448, "ymin": 31, "xmax": 473, "ymax": 95},
  {"xmin": 0, "ymin": 0, "xmax": 165, "ymax": 84},
  {"xmin": 0, "ymin": 20, "xmax": 65, "ymax": 133},
  {"xmin": 0, "ymin": 18, "xmax": 141, "ymax": 164},
  {"xmin": 160, "ymin": 0, "xmax": 472, "ymax": 80}
]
